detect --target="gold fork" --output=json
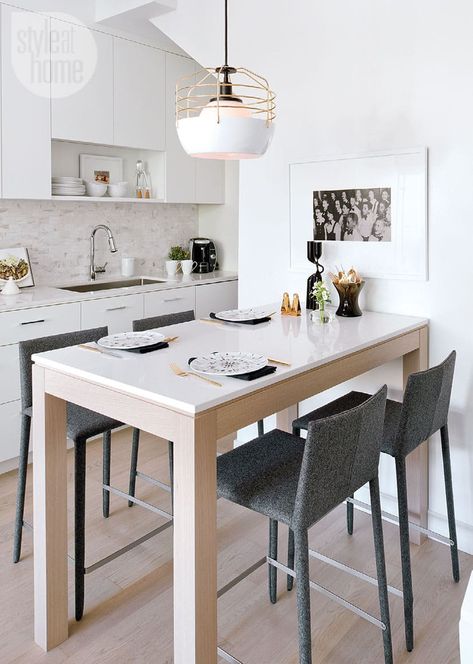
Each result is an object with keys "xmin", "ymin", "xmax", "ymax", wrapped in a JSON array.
[{"xmin": 170, "ymin": 362, "xmax": 223, "ymax": 387}]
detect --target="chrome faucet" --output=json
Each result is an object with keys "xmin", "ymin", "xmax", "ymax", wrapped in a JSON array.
[{"xmin": 90, "ymin": 225, "xmax": 118, "ymax": 280}]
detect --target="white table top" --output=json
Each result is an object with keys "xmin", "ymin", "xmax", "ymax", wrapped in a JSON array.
[{"xmin": 33, "ymin": 309, "xmax": 427, "ymax": 415}]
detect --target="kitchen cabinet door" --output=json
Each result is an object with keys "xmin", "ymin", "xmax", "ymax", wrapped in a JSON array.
[
  {"xmin": 51, "ymin": 21, "xmax": 113, "ymax": 145},
  {"xmin": 165, "ymin": 53, "xmax": 196, "ymax": 203},
  {"xmin": 114, "ymin": 38, "xmax": 165, "ymax": 150},
  {"xmin": 1, "ymin": 5, "xmax": 51, "ymax": 199},
  {"xmin": 0, "ymin": 344, "xmax": 20, "ymax": 404},
  {"xmin": 0, "ymin": 400, "xmax": 22, "ymax": 464},
  {"xmin": 144, "ymin": 287, "xmax": 195, "ymax": 318},
  {"xmin": 81, "ymin": 294, "xmax": 143, "ymax": 334},
  {"xmin": 195, "ymin": 281, "xmax": 238, "ymax": 318},
  {"xmin": 195, "ymin": 158, "xmax": 225, "ymax": 204}
]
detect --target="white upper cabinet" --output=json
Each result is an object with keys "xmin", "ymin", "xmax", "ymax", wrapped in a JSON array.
[
  {"xmin": 195, "ymin": 158, "xmax": 225, "ymax": 204},
  {"xmin": 1, "ymin": 5, "xmax": 51, "ymax": 199},
  {"xmin": 51, "ymin": 22, "xmax": 113, "ymax": 146},
  {"xmin": 165, "ymin": 53, "xmax": 225, "ymax": 205},
  {"xmin": 165, "ymin": 53, "xmax": 196, "ymax": 204},
  {"xmin": 114, "ymin": 38, "xmax": 165, "ymax": 151}
]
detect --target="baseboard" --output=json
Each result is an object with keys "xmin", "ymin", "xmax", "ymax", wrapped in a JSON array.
[{"xmin": 356, "ymin": 486, "xmax": 473, "ymax": 556}]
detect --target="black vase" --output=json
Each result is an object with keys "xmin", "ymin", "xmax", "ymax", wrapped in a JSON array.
[
  {"xmin": 306, "ymin": 241, "xmax": 324, "ymax": 310},
  {"xmin": 334, "ymin": 281, "xmax": 365, "ymax": 317}
]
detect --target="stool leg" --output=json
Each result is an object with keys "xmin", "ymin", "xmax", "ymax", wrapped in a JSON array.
[
  {"xmin": 295, "ymin": 528, "xmax": 312, "ymax": 664},
  {"xmin": 347, "ymin": 496, "xmax": 354, "ymax": 535},
  {"xmin": 75, "ymin": 438, "xmax": 87, "ymax": 621},
  {"xmin": 287, "ymin": 527, "xmax": 295, "ymax": 591},
  {"xmin": 440, "ymin": 424, "xmax": 460, "ymax": 582},
  {"xmin": 257, "ymin": 419, "xmax": 264, "ymax": 437},
  {"xmin": 102, "ymin": 431, "xmax": 111, "ymax": 518},
  {"xmin": 370, "ymin": 477, "xmax": 393, "ymax": 664},
  {"xmin": 269, "ymin": 519, "xmax": 278, "ymax": 604},
  {"xmin": 128, "ymin": 428, "xmax": 140, "ymax": 507},
  {"xmin": 13, "ymin": 414, "xmax": 31, "ymax": 563},
  {"xmin": 396, "ymin": 456, "xmax": 414, "ymax": 652},
  {"xmin": 168, "ymin": 440, "xmax": 174, "ymax": 512}
]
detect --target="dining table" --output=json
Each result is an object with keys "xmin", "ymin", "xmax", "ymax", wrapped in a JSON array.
[{"xmin": 31, "ymin": 307, "xmax": 428, "ymax": 663}]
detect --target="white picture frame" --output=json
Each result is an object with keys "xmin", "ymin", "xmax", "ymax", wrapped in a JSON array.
[
  {"xmin": 289, "ymin": 147, "xmax": 428, "ymax": 280},
  {"xmin": 79, "ymin": 154, "xmax": 124, "ymax": 184}
]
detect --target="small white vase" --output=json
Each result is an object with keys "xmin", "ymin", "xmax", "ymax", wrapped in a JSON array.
[
  {"xmin": 1, "ymin": 277, "xmax": 21, "ymax": 295},
  {"xmin": 166, "ymin": 260, "xmax": 180, "ymax": 276}
]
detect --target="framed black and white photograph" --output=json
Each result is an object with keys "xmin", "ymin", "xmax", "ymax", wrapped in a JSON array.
[
  {"xmin": 0, "ymin": 247, "xmax": 35, "ymax": 287},
  {"xmin": 289, "ymin": 147, "xmax": 427, "ymax": 280},
  {"xmin": 313, "ymin": 187, "xmax": 392, "ymax": 242}
]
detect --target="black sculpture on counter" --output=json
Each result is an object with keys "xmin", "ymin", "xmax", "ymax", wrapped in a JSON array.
[{"xmin": 306, "ymin": 241, "xmax": 324, "ymax": 310}]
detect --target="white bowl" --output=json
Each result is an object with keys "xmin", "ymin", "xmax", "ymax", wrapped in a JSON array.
[
  {"xmin": 85, "ymin": 181, "xmax": 107, "ymax": 197},
  {"xmin": 107, "ymin": 181, "xmax": 129, "ymax": 198}
]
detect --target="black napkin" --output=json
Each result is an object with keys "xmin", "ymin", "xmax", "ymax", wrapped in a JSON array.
[
  {"xmin": 124, "ymin": 341, "xmax": 169, "ymax": 354},
  {"xmin": 210, "ymin": 312, "xmax": 271, "ymax": 325},
  {"xmin": 188, "ymin": 358, "xmax": 277, "ymax": 381}
]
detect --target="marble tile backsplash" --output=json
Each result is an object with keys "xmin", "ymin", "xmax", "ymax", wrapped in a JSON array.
[{"xmin": 0, "ymin": 200, "xmax": 198, "ymax": 285}]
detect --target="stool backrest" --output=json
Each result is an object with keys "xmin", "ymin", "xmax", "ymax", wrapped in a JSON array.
[
  {"xmin": 19, "ymin": 326, "xmax": 108, "ymax": 410},
  {"xmin": 132, "ymin": 310, "xmax": 195, "ymax": 332},
  {"xmin": 396, "ymin": 350, "xmax": 456, "ymax": 457},
  {"xmin": 291, "ymin": 385, "xmax": 387, "ymax": 531}
]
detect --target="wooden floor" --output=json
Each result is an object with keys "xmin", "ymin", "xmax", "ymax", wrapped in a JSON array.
[{"xmin": 0, "ymin": 429, "xmax": 470, "ymax": 664}]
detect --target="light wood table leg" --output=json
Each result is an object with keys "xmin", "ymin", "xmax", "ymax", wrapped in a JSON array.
[
  {"xmin": 33, "ymin": 366, "xmax": 68, "ymax": 650},
  {"xmin": 403, "ymin": 327, "xmax": 429, "ymax": 545},
  {"xmin": 173, "ymin": 412, "xmax": 218, "ymax": 664},
  {"xmin": 276, "ymin": 404, "xmax": 299, "ymax": 433}
]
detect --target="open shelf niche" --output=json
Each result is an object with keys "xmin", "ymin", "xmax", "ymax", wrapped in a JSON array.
[{"xmin": 51, "ymin": 140, "xmax": 166, "ymax": 203}]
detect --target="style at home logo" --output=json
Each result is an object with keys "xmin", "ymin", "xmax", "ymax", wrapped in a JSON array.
[{"xmin": 11, "ymin": 11, "xmax": 97, "ymax": 98}]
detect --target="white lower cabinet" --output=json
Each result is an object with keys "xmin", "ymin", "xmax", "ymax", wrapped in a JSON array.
[
  {"xmin": 0, "ymin": 344, "xmax": 20, "ymax": 404},
  {"xmin": 0, "ymin": 400, "xmax": 22, "ymax": 465},
  {"xmin": 195, "ymin": 281, "xmax": 238, "ymax": 318},
  {"xmin": 144, "ymin": 287, "xmax": 195, "ymax": 318},
  {"xmin": 0, "ymin": 302, "xmax": 81, "ymax": 346},
  {"xmin": 81, "ymin": 294, "xmax": 143, "ymax": 334}
]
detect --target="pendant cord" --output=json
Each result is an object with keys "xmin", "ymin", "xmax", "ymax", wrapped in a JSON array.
[{"xmin": 224, "ymin": 0, "xmax": 228, "ymax": 67}]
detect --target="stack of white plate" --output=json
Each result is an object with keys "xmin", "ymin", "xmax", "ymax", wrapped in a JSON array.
[{"xmin": 52, "ymin": 177, "xmax": 85, "ymax": 196}]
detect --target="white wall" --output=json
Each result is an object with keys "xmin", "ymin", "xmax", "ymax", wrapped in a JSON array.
[
  {"xmin": 155, "ymin": 0, "xmax": 473, "ymax": 553},
  {"xmin": 198, "ymin": 162, "xmax": 239, "ymax": 271}
]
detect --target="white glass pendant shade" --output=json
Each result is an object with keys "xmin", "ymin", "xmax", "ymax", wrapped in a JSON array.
[{"xmin": 176, "ymin": 68, "xmax": 276, "ymax": 160}]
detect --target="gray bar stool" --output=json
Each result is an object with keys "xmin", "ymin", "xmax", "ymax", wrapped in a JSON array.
[
  {"xmin": 292, "ymin": 351, "xmax": 458, "ymax": 652},
  {"xmin": 217, "ymin": 386, "xmax": 392, "ymax": 664},
  {"xmin": 128, "ymin": 309, "xmax": 266, "ymax": 505},
  {"xmin": 14, "ymin": 326, "xmax": 126, "ymax": 622}
]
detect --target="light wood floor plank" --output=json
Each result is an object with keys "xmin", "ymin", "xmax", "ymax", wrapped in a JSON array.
[{"xmin": 0, "ymin": 428, "xmax": 470, "ymax": 663}]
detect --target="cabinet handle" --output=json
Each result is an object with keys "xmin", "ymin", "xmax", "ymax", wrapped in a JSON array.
[
  {"xmin": 163, "ymin": 297, "xmax": 183, "ymax": 303},
  {"xmin": 105, "ymin": 306, "xmax": 127, "ymax": 312},
  {"xmin": 20, "ymin": 319, "xmax": 45, "ymax": 326}
]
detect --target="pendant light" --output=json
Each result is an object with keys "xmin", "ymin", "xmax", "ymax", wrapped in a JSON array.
[{"xmin": 176, "ymin": 0, "xmax": 276, "ymax": 160}]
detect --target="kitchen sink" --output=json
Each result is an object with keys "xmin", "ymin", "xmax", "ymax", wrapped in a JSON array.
[{"xmin": 59, "ymin": 278, "xmax": 168, "ymax": 293}]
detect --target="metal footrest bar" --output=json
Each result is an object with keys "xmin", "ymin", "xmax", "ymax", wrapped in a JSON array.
[
  {"xmin": 267, "ymin": 557, "xmax": 386, "ymax": 631},
  {"xmin": 85, "ymin": 520, "xmax": 173, "ymax": 574},
  {"xmin": 217, "ymin": 646, "xmax": 243, "ymax": 664},
  {"xmin": 346, "ymin": 497, "xmax": 454, "ymax": 547},
  {"xmin": 218, "ymin": 556, "xmax": 267, "ymax": 599},
  {"xmin": 136, "ymin": 471, "xmax": 172, "ymax": 493},
  {"xmin": 103, "ymin": 484, "xmax": 172, "ymax": 521},
  {"xmin": 308, "ymin": 548, "xmax": 403, "ymax": 598}
]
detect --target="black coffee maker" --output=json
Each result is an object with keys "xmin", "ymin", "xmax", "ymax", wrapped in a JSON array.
[{"xmin": 189, "ymin": 238, "xmax": 218, "ymax": 273}]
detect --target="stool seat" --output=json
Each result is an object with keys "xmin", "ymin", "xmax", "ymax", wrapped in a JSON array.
[
  {"xmin": 293, "ymin": 391, "xmax": 403, "ymax": 457},
  {"xmin": 23, "ymin": 405, "xmax": 122, "ymax": 443},
  {"xmin": 217, "ymin": 430, "xmax": 305, "ymax": 525}
]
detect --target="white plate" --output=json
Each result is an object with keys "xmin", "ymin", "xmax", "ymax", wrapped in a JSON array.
[
  {"xmin": 52, "ymin": 177, "xmax": 83, "ymax": 183},
  {"xmin": 214, "ymin": 307, "xmax": 272, "ymax": 322},
  {"xmin": 189, "ymin": 351, "xmax": 267, "ymax": 376},
  {"xmin": 97, "ymin": 331, "xmax": 166, "ymax": 350}
]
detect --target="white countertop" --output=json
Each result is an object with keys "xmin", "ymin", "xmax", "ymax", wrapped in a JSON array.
[
  {"xmin": 0, "ymin": 271, "xmax": 238, "ymax": 314},
  {"xmin": 33, "ymin": 309, "xmax": 428, "ymax": 416}
]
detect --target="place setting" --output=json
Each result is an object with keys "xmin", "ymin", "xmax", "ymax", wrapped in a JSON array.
[
  {"xmin": 170, "ymin": 351, "xmax": 291, "ymax": 388},
  {"xmin": 200, "ymin": 306, "xmax": 276, "ymax": 326},
  {"xmin": 79, "ymin": 331, "xmax": 179, "ymax": 358}
]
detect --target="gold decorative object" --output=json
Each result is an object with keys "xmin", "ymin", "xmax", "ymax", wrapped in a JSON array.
[
  {"xmin": 281, "ymin": 292, "xmax": 301, "ymax": 317},
  {"xmin": 329, "ymin": 267, "xmax": 365, "ymax": 317}
]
